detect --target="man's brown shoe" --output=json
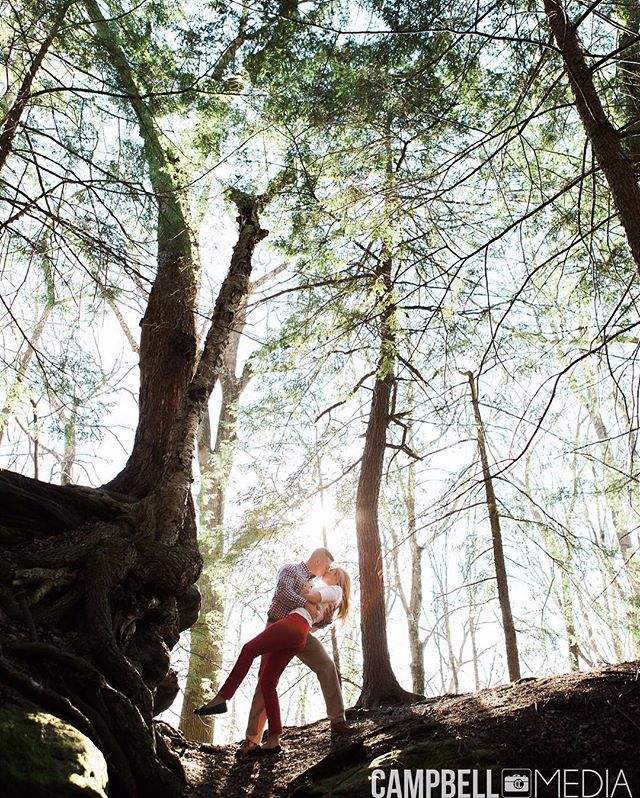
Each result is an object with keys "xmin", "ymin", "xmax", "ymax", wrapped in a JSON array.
[
  {"xmin": 238, "ymin": 740, "xmax": 259, "ymax": 755},
  {"xmin": 330, "ymin": 720, "xmax": 357, "ymax": 735}
]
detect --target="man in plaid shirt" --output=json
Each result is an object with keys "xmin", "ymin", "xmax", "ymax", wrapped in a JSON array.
[{"xmin": 241, "ymin": 547, "xmax": 355, "ymax": 752}]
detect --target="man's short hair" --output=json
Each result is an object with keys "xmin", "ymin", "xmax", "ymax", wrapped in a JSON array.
[{"xmin": 309, "ymin": 547, "xmax": 334, "ymax": 563}]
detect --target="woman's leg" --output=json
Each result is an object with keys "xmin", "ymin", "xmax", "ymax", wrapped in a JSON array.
[
  {"xmin": 219, "ymin": 616, "xmax": 307, "ymax": 701},
  {"xmin": 258, "ymin": 647, "xmax": 299, "ymax": 741}
]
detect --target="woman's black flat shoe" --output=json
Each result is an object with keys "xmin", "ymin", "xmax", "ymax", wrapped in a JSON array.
[{"xmin": 194, "ymin": 700, "xmax": 228, "ymax": 716}]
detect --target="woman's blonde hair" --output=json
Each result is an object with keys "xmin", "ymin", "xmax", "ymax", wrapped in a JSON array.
[{"xmin": 331, "ymin": 566, "xmax": 352, "ymax": 622}]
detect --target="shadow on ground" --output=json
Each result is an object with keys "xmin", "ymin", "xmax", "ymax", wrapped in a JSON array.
[{"xmin": 175, "ymin": 661, "xmax": 640, "ymax": 798}]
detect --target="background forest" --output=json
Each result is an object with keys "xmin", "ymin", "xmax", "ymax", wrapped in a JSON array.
[{"xmin": 2, "ymin": 0, "xmax": 640, "ymax": 764}]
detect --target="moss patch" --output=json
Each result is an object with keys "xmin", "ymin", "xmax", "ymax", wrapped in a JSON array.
[
  {"xmin": 303, "ymin": 739, "xmax": 500, "ymax": 797},
  {"xmin": 0, "ymin": 706, "xmax": 108, "ymax": 798}
]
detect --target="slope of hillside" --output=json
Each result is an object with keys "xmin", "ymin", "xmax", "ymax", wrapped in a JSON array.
[{"xmin": 178, "ymin": 661, "xmax": 640, "ymax": 798}]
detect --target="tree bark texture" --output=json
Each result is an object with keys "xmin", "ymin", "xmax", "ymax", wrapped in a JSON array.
[
  {"xmin": 543, "ymin": 0, "xmax": 640, "ymax": 275},
  {"xmin": 467, "ymin": 371, "xmax": 521, "ymax": 682},
  {"xmin": 355, "ymin": 256, "xmax": 416, "ymax": 708},
  {"xmin": 152, "ymin": 199, "xmax": 267, "ymax": 544},
  {"xmin": 0, "ymin": 469, "xmax": 197, "ymax": 798}
]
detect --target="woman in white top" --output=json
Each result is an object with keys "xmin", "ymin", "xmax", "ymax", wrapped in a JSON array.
[{"xmin": 195, "ymin": 567, "xmax": 352, "ymax": 755}]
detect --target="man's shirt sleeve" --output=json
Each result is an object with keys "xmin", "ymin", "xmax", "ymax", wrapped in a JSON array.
[{"xmin": 275, "ymin": 564, "xmax": 307, "ymax": 609}]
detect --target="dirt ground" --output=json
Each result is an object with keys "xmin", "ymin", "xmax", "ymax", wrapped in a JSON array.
[{"xmin": 168, "ymin": 661, "xmax": 640, "ymax": 798}]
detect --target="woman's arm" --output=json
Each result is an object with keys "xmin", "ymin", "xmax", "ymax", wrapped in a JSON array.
[
  {"xmin": 300, "ymin": 582, "xmax": 323, "ymax": 604},
  {"xmin": 302, "ymin": 590, "xmax": 322, "ymax": 603},
  {"xmin": 302, "ymin": 584, "xmax": 342, "ymax": 605}
]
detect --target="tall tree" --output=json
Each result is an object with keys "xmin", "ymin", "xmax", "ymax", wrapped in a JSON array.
[
  {"xmin": 467, "ymin": 371, "xmax": 521, "ymax": 682},
  {"xmin": 355, "ymin": 252, "xmax": 416, "ymax": 706},
  {"xmin": 542, "ymin": 0, "xmax": 640, "ymax": 274},
  {"xmin": 83, "ymin": 0, "xmax": 198, "ymax": 497}
]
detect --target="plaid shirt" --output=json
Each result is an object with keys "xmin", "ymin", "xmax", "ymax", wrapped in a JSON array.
[{"xmin": 267, "ymin": 561, "xmax": 313, "ymax": 622}]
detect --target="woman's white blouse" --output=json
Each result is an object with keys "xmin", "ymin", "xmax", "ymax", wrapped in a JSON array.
[{"xmin": 290, "ymin": 584, "xmax": 343, "ymax": 627}]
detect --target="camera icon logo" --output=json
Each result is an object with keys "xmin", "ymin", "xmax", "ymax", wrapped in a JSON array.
[{"xmin": 501, "ymin": 769, "xmax": 532, "ymax": 797}]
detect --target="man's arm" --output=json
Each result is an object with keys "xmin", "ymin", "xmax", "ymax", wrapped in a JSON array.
[{"xmin": 310, "ymin": 602, "xmax": 335, "ymax": 631}]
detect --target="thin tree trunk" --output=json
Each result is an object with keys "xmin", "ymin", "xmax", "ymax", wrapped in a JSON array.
[
  {"xmin": 574, "ymin": 588, "xmax": 604, "ymax": 666},
  {"xmin": 60, "ymin": 402, "xmax": 78, "ymax": 486},
  {"xmin": 467, "ymin": 371, "xmax": 521, "ymax": 682},
  {"xmin": 543, "ymin": 0, "xmax": 640, "ymax": 274},
  {"xmin": 566, "ymin": 371, "xmax": 640, "ymax": 654},
  {"xmin": 387, "ymin": 454, "xmax": 425, "ymax": 695},
  {"xmin": 405, "ymin": 445, "xmax": 425, "ymax": 695},
  {"xmin": 467, "ymin": 589, "xmax": 481, "ymax": 690},
  {"xmin": 441, "ymin": 589, "xmax": 459, "ymax": 693},
  {"xmin": 561, "ymin": 565, "xmax": 579, "ymax": 671},
  {"xmin": 585, "ymin": 399, "xmax": 640, "ymax": 593},
  {"xmin": 295, "ymin": 680, "xmax": 308, "ymax": 727},
  {"xmin": 355, "ymin": 254, "xmax": 415, "ymax": 708},
  {"xmin": 317, "ymin": 455, "xmax": 342, "ymax": 678},
  {"xmin": 179, "ymin": 265, "xmax": 282, "ymax": 741},
  {"xmin": 0, "ymin": 0, "xmax": 73, "ymax": 171},
  {"xmin": 30, "ymin": 399, "xmax": 39, "ymax": 480},
  {"xmin": 0, "ymin": 291, "xmax": 55, "ymax": 444},
  {"xmin": 522, "ymin": 455, "xmax": 580, "ymax": 672}
]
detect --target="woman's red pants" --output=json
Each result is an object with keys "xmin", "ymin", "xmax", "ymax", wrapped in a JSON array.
[{"xmin": 218, "ymin": 612, "xmax": 309, "ymax": 736}]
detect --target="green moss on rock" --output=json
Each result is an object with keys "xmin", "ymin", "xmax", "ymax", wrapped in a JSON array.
[
  {"xmin": 304, "ymin": 739, "xmax": 500, "ymax": 797},
  {"xmin": 0, "ymin": 706, "xmax": 108, "ymax": 798}
]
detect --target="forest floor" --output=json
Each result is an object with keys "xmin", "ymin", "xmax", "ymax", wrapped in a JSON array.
[{"xmin": 172, "ymin": 661, "xmax": 640, "ymax": 798}]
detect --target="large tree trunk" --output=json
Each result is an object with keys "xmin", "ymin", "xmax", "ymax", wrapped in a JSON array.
[
  {"xmin": 617, "ymin": 1, "xmax": 640, "ymax": 161},
  {"xmin": 83, "ymin": 0, "xmax": 198, "ymax": 499},
  {"xmin": 354, "ymin": 255, "xmax": 417, "ymax": 708},
  {"xmin": 542, "ymin": 0, "xmax": 640, "ymax": 274},
  {"xmin": 0, "ymin": 199, "xmax": 267, "ymax": 797},
  {"xmin": 467, "ymin": 371, "xmax": 521, "ymax": 682}
]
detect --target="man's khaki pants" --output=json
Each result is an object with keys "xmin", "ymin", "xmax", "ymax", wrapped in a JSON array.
[{"xmin": 244, "ymin": 625, "xmax": 345, "ymax": 744}]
